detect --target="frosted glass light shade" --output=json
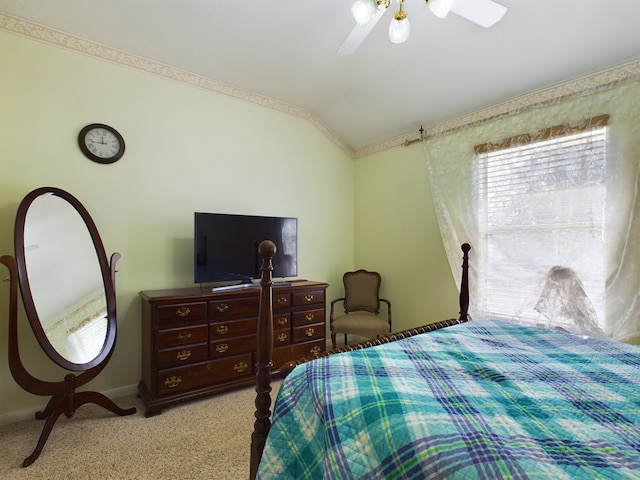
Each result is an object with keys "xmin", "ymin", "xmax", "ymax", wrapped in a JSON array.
[
  {"xmin": 428, "ymin": 0, "xmax": 456, "ymax": 18},
  {"xmin": 351, "ymin": 0, "xmax": 378, "ymax": 25},
  {"xmin": 389, "ymin": 17, "xmax": 410, "ymax": 43}
]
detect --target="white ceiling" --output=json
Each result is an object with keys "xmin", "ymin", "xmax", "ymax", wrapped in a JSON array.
[{"xmin": 2, "ymin": 0, "xmax": 640, "ymax": 151}]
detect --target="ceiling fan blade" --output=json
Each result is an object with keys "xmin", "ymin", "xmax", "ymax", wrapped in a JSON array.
[
  {"xmin": 450, "ymin": 0, "xmax": 507, "ymax": 28},
  {"xmin": 337, "ymin": 7, "xmax": 386, "ymax": 56}
]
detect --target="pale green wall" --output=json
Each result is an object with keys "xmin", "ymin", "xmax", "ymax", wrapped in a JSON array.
[
  {"xmin": 353, "ymin": 144, "xmax": 458, "ymax": 332},
  {"xmin": 0, "ymin": 31, "xmax": 365, "ymax": 417}
]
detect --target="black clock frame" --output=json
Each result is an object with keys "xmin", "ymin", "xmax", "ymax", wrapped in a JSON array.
[{"xmin": 78, "ymin": 123, "xmax": 125, "ymax": 164}]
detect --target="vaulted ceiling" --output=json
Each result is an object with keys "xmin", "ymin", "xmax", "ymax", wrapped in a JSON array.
[{"xmin": 2, "ymin": 0, "xmax": 640, "ymax": 155}]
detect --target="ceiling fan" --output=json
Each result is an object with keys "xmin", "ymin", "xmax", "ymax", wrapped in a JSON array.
[{"xmin": 338, "ymin": 0, "xmax": 507, "ymax": 55}]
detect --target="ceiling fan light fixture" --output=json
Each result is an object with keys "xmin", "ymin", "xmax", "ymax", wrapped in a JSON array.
[
  {"xmin": 340, "ymin": 0, "xmax": 506, "ymax": 54},
  {"xmin": 389, "ymin": 5, "xmax": 410, "ymax": 44},
  {"xmin": 351, "ymin": 0, "xmax": 379, "ymax": 25},
  {"xmin": 427, "ymin": 0, "xmax": 457, "ymax": 19}
]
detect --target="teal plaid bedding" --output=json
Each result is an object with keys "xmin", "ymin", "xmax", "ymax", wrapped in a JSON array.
[{"xmin": 257, "ymin": 319, "xmax": 640, "ymax": 479}]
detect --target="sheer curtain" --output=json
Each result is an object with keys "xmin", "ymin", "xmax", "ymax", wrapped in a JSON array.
[{"xmin": 423, "ymin": 80, "xmax": 640, "ymax": 343}]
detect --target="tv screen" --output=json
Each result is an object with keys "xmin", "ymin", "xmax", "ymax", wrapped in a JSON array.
[{"xmin": 194, "ymin": 212, "xmax": 298, "ymax": 284}]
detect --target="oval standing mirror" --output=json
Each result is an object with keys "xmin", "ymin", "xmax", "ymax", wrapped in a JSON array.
[
  {"xmin": 1, "ymin": 187, "xmax": 135, "ymax": 467},
  {"xmin": 17, "ymin": 188, "xmax": 113, "ymax": 368}
]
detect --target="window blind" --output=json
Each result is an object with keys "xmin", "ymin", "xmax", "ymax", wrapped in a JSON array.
[{"xmin": 476, "ymin": 116, "xmax": 608, "ymax": 331}]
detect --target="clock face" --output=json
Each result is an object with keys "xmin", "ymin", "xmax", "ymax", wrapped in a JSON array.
[{"xmin": 78, "ymin": 124, "xmax": 125, "ymax": 164}]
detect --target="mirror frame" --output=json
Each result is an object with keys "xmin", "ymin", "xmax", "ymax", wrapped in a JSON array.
[{"xmin": 14, "ymin": 186, "xmax": 117, "ymax": 371}]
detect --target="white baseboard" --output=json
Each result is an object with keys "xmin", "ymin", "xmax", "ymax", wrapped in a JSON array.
[{"xmin": 0, "ymin": 383, "xmax": 138, "ymax": 426}]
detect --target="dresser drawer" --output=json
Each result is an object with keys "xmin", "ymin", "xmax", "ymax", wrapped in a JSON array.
[
  {"xmin": 292, "ymin": 322, "xmax": 324, "ymax": 342},
  {"xmin": 157, "ymin": 353, "xmax": 253, "ymax": 396},
  {"xmin": 272, "ymin": 339, "xmax": 325, "ymax": 368},
  {"xmin": 157, "ymin": 325, "xmax": 208, "ymax": 349},
  {"xmin": 273, "ymin": 312, "xmax": 290, "ymax": 329},
  {"xmin": 210, "ymin": 317, "xmax": 258, "ymax": 339},
  {"xmin": 292, "ymin": 289, "xmax": 324, "ymax": 307},
  {"xmin": 210, "ymin": 335, "xmax": 255, "ymax": 357},
  {"xmin": 292, "ymin": 308, "xmax": 325, "ymax": 327},
  {"xmin": 157, "ymin": 343, "xmax": 208, "ymax": 369},
  {"xmin": 157, "ymin": 302, "xmax": 207, "ymax": 325},
  {"xmin": 211, "ymin": 330, "xmax": 289, "ymax": 358},
  {"xmin": 209, "ymin": 297, "xmax": 260, "ymax": 318},
  {"xmin": 274, "ymin": 328, "xmax": 290, "ymax": 345},
  {"xmin": 273, "ymin": 292, "xmax": 291, "ymax": 310}
]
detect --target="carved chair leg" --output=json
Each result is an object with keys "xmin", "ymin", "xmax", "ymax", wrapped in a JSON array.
[{"xmin": 331, "ymin": 332, "xmax": 337, "ymax": 350}]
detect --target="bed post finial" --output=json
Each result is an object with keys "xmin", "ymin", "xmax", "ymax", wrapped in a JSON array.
[
  {"xmin": 250, "ymin": 240, "xmax": 276, "ymax": 480},
  {"xmin": 459, "ymin": 243, "xmax": 471, "ymax": 322}
]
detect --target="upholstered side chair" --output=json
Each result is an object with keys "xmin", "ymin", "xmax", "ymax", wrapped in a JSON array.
[{"xmin": 330, "ymin": 270, "xmax": 392, "ymax": 350}]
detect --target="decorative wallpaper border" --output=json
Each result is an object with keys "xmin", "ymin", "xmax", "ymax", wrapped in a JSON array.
[{"xmin": 2, "ymin": 12, "xmax": 638, "ymax": 160}]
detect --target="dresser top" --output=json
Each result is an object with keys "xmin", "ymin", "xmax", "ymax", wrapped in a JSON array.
[{"xmin": 139, "ymin": 280, "xmax": 328, "ymax": 302}]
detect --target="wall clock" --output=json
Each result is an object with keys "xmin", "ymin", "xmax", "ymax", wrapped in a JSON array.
[{"xmin": 78, "ymin": 123, "xmax": 125, "ymax": 164}]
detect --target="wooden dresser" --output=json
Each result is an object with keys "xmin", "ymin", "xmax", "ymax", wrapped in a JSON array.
[{"xmin": 138, "ymin": 281, "xmax": 328, "ymax": 416}]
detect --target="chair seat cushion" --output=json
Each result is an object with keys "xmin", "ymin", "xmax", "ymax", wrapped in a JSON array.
[{"xmin": 331, "ymin": 313, "xmax": 390, "ymax": 336}]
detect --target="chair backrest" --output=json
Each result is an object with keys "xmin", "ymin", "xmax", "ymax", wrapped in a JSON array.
[{"xmin": 343, "ymin": 270, "xmax": 381, "ymax": 314}]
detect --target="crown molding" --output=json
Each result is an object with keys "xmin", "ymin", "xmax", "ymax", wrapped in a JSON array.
[{"xmin": 2, "ymin": 12, "xmax": 638, "ymax": 160}]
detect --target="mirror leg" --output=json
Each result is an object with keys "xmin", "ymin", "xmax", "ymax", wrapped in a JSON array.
[
  {"xmin": 23, "ymin": 400, "xmax": 66, "ymax": 467},
  {"xmin": 34, "ymin": 393, "xmax": 64, "ymax": 420},
  {"xmin": 74, "ymin": 390, "xmax": 137, "ymax": 416},
  {"xmin": 22, "ymin": 391, "xmax": 135, "ymax": 467}
]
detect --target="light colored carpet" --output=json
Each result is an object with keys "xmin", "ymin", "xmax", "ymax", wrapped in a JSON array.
[{"xmin": 0, "ymin": 381, "xmax": 281, "ymax": 480}]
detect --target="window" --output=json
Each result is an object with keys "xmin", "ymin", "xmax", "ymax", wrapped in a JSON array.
[{"xmin": 475, "ymin": 115, "xmax": 608, "ymax": 334}]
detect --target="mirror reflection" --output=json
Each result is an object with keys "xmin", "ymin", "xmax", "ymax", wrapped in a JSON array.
[{"xmin": 23, "ymin": 193, "xmax": 107, "ymax": 364}]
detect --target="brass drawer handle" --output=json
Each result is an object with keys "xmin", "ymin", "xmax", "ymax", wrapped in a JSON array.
[
  {"xmin": 233, "ymin": 362, "xmax": 248, "ymax": 373},
  {"xmin": 310, "ymin": 346, "xmax": 321, "ymax": 355},
  {"xmin": 304, "ymin": 294, "xmax": 314, "ymax": 302},
  {"xmin": 164, "ymin": 376, "xmax": 182, "ymax": 388},
  {"xmin": 176, "ymin": 306, "xmax": 191, "ymax": 317},
  {"xmin": 176, "ymin": 350, "xmax": 191, "ymax": 361},
  {"xmin": 215, "ymin": 343, "xmax": 229, "ymax": 353},
  {"xmin": 305, "ymin": 313, "xmax": 315, "ymax": 322},
  {"xmin": 177, "ymin": 331, "xmax": 192, "ymax": 341},
  {"xmin": 277, "ymin": 297, "xmax": 288, "ymax": 306},
  {"xmin": 276, "ymin": 333, "xmax": 288, "ymax": 343},
  {"xmin": 276, "ymin": 317, "xmax": 288, "ymax": 326},
  {"xmin": 216, "ymin": 325, "xmax": 229, "ymax": 335},
  {"xmin": 305, "ymin": 327, "xmax": 315, "ymax": 337},
  {"xmin": 216, "ymin": 303, "xmax": 229, "ymax": 313}
]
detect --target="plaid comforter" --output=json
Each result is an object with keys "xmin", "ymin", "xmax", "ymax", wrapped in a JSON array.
[{"xmin": 257, "ymin": 319, "xmax": 640, "ymax": 479}]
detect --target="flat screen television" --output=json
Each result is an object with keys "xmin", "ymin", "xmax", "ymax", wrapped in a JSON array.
[{"xmin": 194, "ymin": 212, "xmax": 298, "ymax": 284}]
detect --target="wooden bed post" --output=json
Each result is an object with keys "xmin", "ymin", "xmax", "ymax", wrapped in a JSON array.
[
  {"xmin": 250, "ymin": 240, "xmax": 275, "ymax": 480},
  {"xmin": 459, "ymin": 243, "xmax": 471, "ymax": 322}
]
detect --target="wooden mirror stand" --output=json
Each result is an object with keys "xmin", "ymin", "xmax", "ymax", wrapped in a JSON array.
[{"xmin": 1, "ymin": 187, "xmax": 135, "ymax": 467}]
